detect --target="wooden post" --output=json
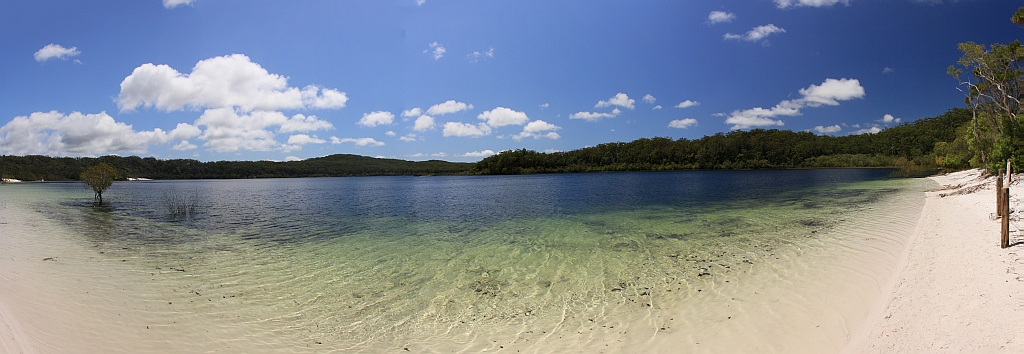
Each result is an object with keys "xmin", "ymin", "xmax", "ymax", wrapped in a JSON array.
[
  {"xmin": 1008, "ymin": 160, "xmax": 1013, "ymax": 186},
  {"xmin": 998, "ymin": 169, "xmax": 1005, "ymax": 217},
  {"xmin": 1002, "ymin": 187, "xmax": 1011, "ymax": 248}
]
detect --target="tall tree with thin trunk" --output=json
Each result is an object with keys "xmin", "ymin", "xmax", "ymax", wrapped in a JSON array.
[{"xmin": 80, "ymin": 163, "xmax": 117, "ymax": 204}]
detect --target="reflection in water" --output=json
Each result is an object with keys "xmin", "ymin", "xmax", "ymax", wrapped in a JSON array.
[{"xmin": 9, "ymin": 169, "xmax": 924, "ymax": 352}]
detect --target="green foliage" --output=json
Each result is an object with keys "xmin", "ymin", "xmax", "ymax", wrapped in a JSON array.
[
  {"xmin": 80, "ymin": 163, "xmax": 118, "ymax": 203},
  {"xmin": 0, "ymin": 154, "xmax": 474, "ymax": 181},
  {"xmin": 948, "ymin": 38, "xmax": 1023, "ymax": 172},
  {"xmin": 471, "ymin": 109, "xmax": 972, "ymax": 174}
]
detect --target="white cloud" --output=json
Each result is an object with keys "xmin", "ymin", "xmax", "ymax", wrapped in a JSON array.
[
  {"xmin": 880, "ymin": 114, "xmax": 901, "ymax": 124},
  {"xmin": 798, "ymin": 78, "xmax": 866, "ymax": 107},
  {"xmin": 461, "ymin": 150, "xmax": 496, "ymax": 157},
  {"xmin": 642, "ymin": 94, "xmax": 656, "ymax": 104},
  {"xmin": 707, "ymin": 11, "xmax": 736, "ymax": 24},
  {"xmin": 413, "ymin": 115, "xmax": 435, "ymax": 131},
  {"xmin": 668, "ymin": 118, "xmax": 698, "ymax": 129},
  {"xmin": 0, "ymin": 111, "xmax": 186, "ymax": 156},
  {"xmin": 595, "ymin": 93, "xmax": 635, "ymax": 109},
  {"xmin": 513, "ymin": 120, "xmax": 561, "ymax": 141},
  {"xmin": 400, "ymin": 134, "xmax": 417, "ymax": 142},
  {"xmin": 118, "ymin": 54, "xmax": 347, "ymax": 112},
  {"xmin": 477, "ymin": 107, "xmax": 529, "ymax": 127},
  {"xmin": 653, "ymin": 105, "xmax": 663, "ymax": 110},
  {"xmin": 724, "ymin": 24, "xmax": 786, "ymax": 42},
  {"xmin": 287, "ymin": 134, "xmax": 326, "ymax": 145},
  {"xmin": 775, "ymin": 0, "xmax": 848, "ymax": 8},
  {"xmin": 813, "ymin": 125, "xmax": 842, "ymax": 134},
  {"xmin": 427, "ymin": 100, "xmax": 473, "ymax": 115},
  {"xmin": 34, "ymin": 44, "xmax": 80, "ymax": 62},
  {"xmin": 883, "ymin": 67, "xmax": 895, "ymax": 74},
  {"xmin": 416, "ymin": 0, "xmax": 425, "ymax": 6},
  {"xmin": 401, "ymin": 107, "xmax": 422, "ymax": 117},
  {"xmin": 285, "ymin": 156, "xmax": 303, "ymax": 162},
  {"xmin": 569, "ymin": 108, "xmax": 621, "ymax": 121},
  {"xmin": 851, "ymin": 126, "xmax": 882, "ymax": 135},
  {"xmin": 172, "ymin": 140, "xmax": 198, "ymax": 151},
  {"xmin": 425, "ymin": 42, "xmax": 446, "ymax": 60},
  {"xmin": 467, "ymin": 47, "xmax": 495, "ymax": 62},
  {"xmin": 194, "ymin": 109, "xmax": 283, "ymax": 152},
  {"xmin": 163, "ymin": 0, "xmax": 194, "ymax": 8},
  {"xmin": 330, "ymin": 137, "xmax": 385, "ymax": 147},
  {"xmin": 385, "ymin": 130, "xmax": 396, "ymax": 137},
  {"xmin": 539, "ymin": 103, "xmax": 550, "ymax": 109},
  {"xmin": 442, "ymin": 122, "xmax": 491, "ymax": 137},
  {"xmin": 358, "ymin": 111, "xmax": 395, "ymax": 127},
  {"xmin": 724, "ymin": 78, "xmax": 864, "ymax": 130},
  {"xmin": 675, "ymin": 100, "xmax": 700, "ymax": 109},
  {"xmin": 279, "ymin": 114, "xmax": 334, "ymax": 133}
]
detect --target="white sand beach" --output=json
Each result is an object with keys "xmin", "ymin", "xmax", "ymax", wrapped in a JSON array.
[{"xmin": 847, "ymin": 169, "xmax": 1024, "ymax": 353}]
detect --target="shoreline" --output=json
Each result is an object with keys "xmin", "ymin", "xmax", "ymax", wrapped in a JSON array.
[{"xmin": 846, "ymin": 169, "xmax": 1024, "ymax": 353}]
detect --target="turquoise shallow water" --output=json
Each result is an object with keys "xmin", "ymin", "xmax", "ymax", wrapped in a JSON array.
[{"xmin": 0, "ymin": 169, "xmax": 929, "ymax": 352}]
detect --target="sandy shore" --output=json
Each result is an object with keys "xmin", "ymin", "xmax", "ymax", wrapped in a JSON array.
[{"xmin": 847, "ymin": 169, "xmax": 1024, "ymax": 353}]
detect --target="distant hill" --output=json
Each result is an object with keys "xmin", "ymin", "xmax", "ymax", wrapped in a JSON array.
[
  {"xmin": 0, "ymin": 154, "xmax": 474, "ymax": 181},
  {"xmin": 470, "ymin": 108, "xmax": 972, "ymax": 174}
]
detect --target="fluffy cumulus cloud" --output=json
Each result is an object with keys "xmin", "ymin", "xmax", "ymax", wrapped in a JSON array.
[
  {"xmin": 775, "ymin": 0, "xmax": 849, "ymax": 8},
  {"xmin": 675, "ymin": 100, "xmax": 700, "ymax": 109},
  {"xmin": 34, "ymin": 44, "xmax": 80, "ymax": 62},
  {"xmin": 400, "ymin": 134, "xmax": 417, "ymax": 142},
  {"xmin": 724, "ymin": 24, "xmax": 786, "ymax": 42},
  {"xmin": 596, "ymin": 93, "xmax": 635, "ymax": 110},
  {"xmin": 442, "ymin": 122, "xmax": 491, "ymax": 137},
  {"xmin": 427, "ymin": 100, "xmax": 473, "ymax": 115},
  {"xmin": 117, "ymin": 54, "xmax": 347, "ymax": 112},
  {"xmin": 285, "ymin": 156, "xmax": 303, "ymax": 162},
  {"xmin": 478, "ymin": 107, "xmax": 528, "ymax": 127},
  {"xmin": 668, "ymin": 118, "xmax": 698, "ymax": 129},
  {"xmin": 330, "ymin": 137, "xmax": 384, "ymax": 147},
  {"xmin": 413, "ymin": 115, "xmax": 435, "ymax": 131},
  {"xmin": 813, "ymin": 125, "xmax": 842, "ymax": 134},
  {"xmin": 539, "ymin": 103, "xmax": 550, "ymax": 109},
  {"xmin": 0, "ymin": 111, "xmax": 198, "ymax": 156},
  {"xmin": 425, "ymin": 42, "xmax": 446, "ymax": 60},
  {"xmin": 642, "ymin": 94, "xmax": 656, "ymax": 104},
  {"xmin": 725, "ymin": 78, "xmax": 864, "ymax": 130},
  {"xmin": 172, "ymin": 140, "xmax": 198, "ymax": 151},
  {"xmin": 513, "ymin": 120, "xmax": 561, "ymax": 141},
  {"xmin": 653, "ymin": 105, "xmax": 663, "ymax": 110},
  {"xmin": 707, "ymin": 11, "xmax": 736, "ymax": 24},
  {"xmin": 401, "ymin": 108, "xmax": 422, "ymax": 117},
  {"xmin": 851, "ymin": 126, "xmax": 882, "ymax": 135},
  {"xmin": 190, "ymin": 108, "xmax": 333, "ymax": 152},
  {"xmin": 163, "ymin": 0, "xmax": 195, "ymax": 8},
  {"xmin": 461, "ymin": 150, "xmax": 496, "ymax": 157},
  {"xmin": 570, "ymin": 108, "xmax": 621, "ymax": 121},
  {"xmin": 880, "ymin": 114, "xmax": 901, "ymax": 124},
  {"xmin": 358, "ymin": 111, "xmax": 395, "ymax": 127},
  {"xmin": 287, "ymin": 134, "xmax": 326, "ymax": 145}
]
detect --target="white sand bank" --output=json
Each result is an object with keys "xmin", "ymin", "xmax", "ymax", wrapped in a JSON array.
[{"xmin": 847, "ymin": 169, "xmax": 1024, "ymax": 353}]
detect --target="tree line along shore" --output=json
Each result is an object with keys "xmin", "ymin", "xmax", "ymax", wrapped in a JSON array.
[{"xmin": 0, "ymin": 107, "xmax": 977, "ymax": 181}]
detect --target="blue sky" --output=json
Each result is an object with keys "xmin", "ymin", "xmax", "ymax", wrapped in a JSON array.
[{"xmin": 0, "ymin": 0, "xmax": 1018, "ymax": 162}]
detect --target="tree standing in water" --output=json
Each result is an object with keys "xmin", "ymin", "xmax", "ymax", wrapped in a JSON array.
[{"xmin": 80, "ymin": 163, "xmax": 117, "ymax": 204}]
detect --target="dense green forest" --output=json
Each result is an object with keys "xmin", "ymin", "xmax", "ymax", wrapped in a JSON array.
[
  {"xmin": 0, "ymin": 154, "xmax": 473, "ymax": 181},
  {"xmin": 0, "ymin": 107, "xmax": 975, "ymax": 180},
  {"xmin": 470, "ymin": 108, "xmax": 972, "ymax": 174}
]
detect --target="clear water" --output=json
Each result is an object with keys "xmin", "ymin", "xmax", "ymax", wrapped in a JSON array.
[{"xmin": 0, "ymin": 169, "xmax": 929, "ymax": 352}]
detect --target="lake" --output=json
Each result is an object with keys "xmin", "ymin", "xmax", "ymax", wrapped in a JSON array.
[{"xmin": 0, "ymin": 169, "xmax": 930, "ymax": 353}]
